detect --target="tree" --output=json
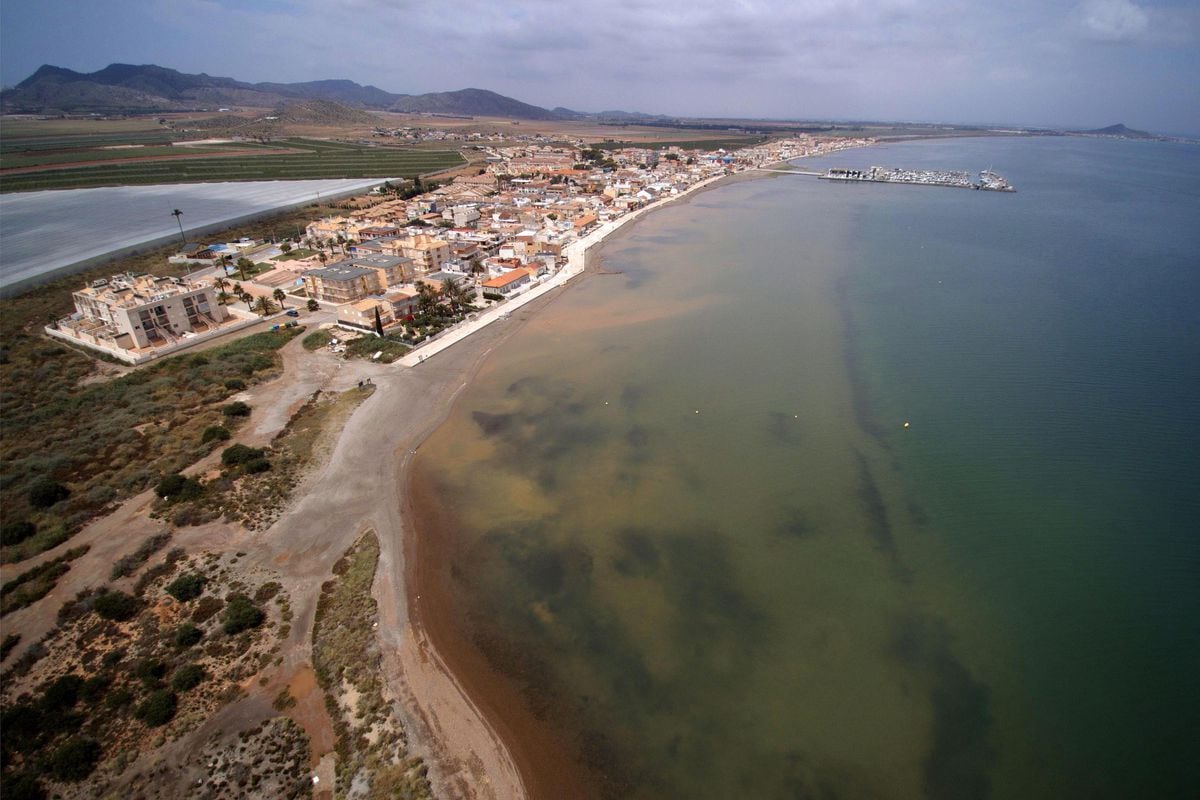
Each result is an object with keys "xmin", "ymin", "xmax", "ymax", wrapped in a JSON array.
[
  {"xmin": 1, "ymin": 520, "xmax": 36, "ymax": 546},
  {"xmin": 272, "ymin": 288, "xmax": 287, "ymax": 308},
  {"xmin": 212, "ymin": 275, "xmax": 230, "ymax": 294},
  {"xmin": 222, "ymin": 401, "xmax": 251, "ymax": 417},
  {"xmin": 171, "ymin": 663, "xmax": 206, "ymax": 691},
  {"xmin": 415, "ymin": 280, "xmax": 440, "ymax": 317},
  {"xmin": 236, "ymin": 257, "xmax": 254, "ymax": 281},
  {"xmin": 306, "ymin": 298, "xmax": 320, "ymax": 312},
  {"xmin": 201, "ymin": 425, "xmax": 231, "ymax": 443},
  {"xmin": 317, "ymin": 252, "xmax": 328, "ymax": 267},
  {"xmin": 217, "ymin": 253, "xmax": 233, "ymax": 278},
  {"xmin": 374, "ymin": 305, "xmax": 385, "ymax": 337},
  {"xmin": 155, "ymin": 473, "xmax": 202, "ymax": 502},
  {"xmin": 221, "ymin": 444, "xmax": 264, "ymax": 466},
  {"xmin": 280, "ymin": 241, "xmax": 292, "ymax": 254},
  {"xmin": 254, "ymin": 295, "xmax": 276, "ymax": 316},
  {"xmin": 171, "ymin": 208, "xmax": 185, "ymax": 244},
  {"xmin": 240, "ymin": 291, "xmax": 253, "ymax": 311}
]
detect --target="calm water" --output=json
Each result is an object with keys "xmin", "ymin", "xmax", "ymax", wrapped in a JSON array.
[{"xmin": 414, "ymin": 136, "xmax": 1200, "ymax": 799}]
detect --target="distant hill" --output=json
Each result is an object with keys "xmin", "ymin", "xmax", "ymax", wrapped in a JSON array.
[
  {"xmin": 1070, "ymin": 123, "xmax": 1157, "ymax": 139},
  {"xmin": 0, "ymin": 63, "xmax": 561, "ymax": 120}
]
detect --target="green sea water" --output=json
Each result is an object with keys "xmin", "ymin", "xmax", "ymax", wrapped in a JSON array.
[{"xmin": 413, "ymin": 136, "xmax": 1200, "ymax": 799}]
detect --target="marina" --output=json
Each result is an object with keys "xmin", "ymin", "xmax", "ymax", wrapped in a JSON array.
[{"xmin": 820, "ymin": 165, "xmax": 1016, "ymax": 191}]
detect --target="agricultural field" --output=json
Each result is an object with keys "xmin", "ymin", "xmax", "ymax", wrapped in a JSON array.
[{"xmin": 0, "ymin": 121, "xmax": 466, "ymax": 192}]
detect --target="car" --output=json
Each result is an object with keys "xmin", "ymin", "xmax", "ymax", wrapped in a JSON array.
[{"xmin": 286, "ymin": 309, "xmax": 300, "ymax": 317}]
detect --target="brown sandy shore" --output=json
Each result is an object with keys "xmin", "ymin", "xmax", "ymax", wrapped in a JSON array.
[{"xmin": 399, "ymin": 168, "xmax": 776, "ymax": 799}]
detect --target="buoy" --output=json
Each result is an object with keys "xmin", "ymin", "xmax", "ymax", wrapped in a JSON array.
[
  {"xmin": 694, "ymin": 409, "xmax": 700, "ymax": 414},
  {"xmin": 903, "ymin": 421, "xmax": 910, "ymax": 429}
]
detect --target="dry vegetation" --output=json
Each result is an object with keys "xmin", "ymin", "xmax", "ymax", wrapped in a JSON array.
[
  {"xmin": 0, "ymin": 327, "xmax": 302, "ymax": 564},
  {"xmin": 0, "ymin": 546, "xmax": 299, "ymax": 798},
  {"xmin": 159, "ymin": 385, "xmax": 376, "ymax": 531},
  {"xmin": 313, "ymin": 531, "xmax": 432, "ymax": 799}
]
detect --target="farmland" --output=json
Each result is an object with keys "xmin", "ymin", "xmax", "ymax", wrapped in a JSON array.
[{"xmin": 0, "ymin": 135, "xmax": 466, "ymax": 192}]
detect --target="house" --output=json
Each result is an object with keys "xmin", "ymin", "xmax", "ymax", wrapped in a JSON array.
[
  {"xmin": 481, "ymin": 269, "xmax": 531, "ymax": 296},
  {"xmin": 385, "ymin": 287, "xmax": 421, "ymax": 319},
  {"xmin": 336, "ymin": 298, "xmax": 396, "ymax": 335},
  {"xmin": 55, "ymin": 273, "xmax": 229, "ymax": 351},
  {"xmin": 395, "ymin": 234, "xmax": 450, "ymax": 275},
  {"xmin": 302, "ymin": 263, "xmax": 383, "ymax": 304}
]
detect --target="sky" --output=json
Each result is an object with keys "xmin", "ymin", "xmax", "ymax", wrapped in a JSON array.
[{"xmin": 2, "ymin": 0, "xmax": 1198, "ymax": 135}]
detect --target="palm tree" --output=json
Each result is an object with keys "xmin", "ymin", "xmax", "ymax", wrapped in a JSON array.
[
  {"xmin": 254, "ymin": 296, "xmax": 276, "ymax": 316},
  {"xmin": 212, "ymin": 276, "xmax": 230, "ymax": 294},
  {"xmin": 217, "ymin": 254, "xmax": 233, "ymax": 279},
  {"xmin": 235, "ymin": 257, "xmax": 254, "ymax": 282},
  {"xmin": 172, "ymin": 209, "xmax": 186, "ymax": 243},
  {"xmin": 336, "ymin": 234, "xmax": 347, "ymax": 255},
  {"xmin": 240, "ymin": 291, "xmax": 254, "ymax": 311},
  {"xmin": 415, "ymin": 280, "xmax": 440, "ymax": 318},
  {"xmin": 272, "ymin": 288, "xmax": 287, "ymax": 308},
  {"xmin": 317, "ymin": 252, "xmax": 328, "ymax": 267}
]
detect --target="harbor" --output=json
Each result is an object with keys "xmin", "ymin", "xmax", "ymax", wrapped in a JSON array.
[{"xmin": 820, "ymin": 165, "xmax": 1016, "ymax": 191}]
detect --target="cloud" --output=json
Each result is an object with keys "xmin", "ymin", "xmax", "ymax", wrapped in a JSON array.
[{"xmin": 1074, "ymin": 0, "xmax": 1149, "ymax": 42}]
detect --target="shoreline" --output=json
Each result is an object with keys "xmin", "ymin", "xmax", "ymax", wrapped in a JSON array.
[{"xmin": 396, "ymin": 164, "xmax": 775, "ymax": 798}]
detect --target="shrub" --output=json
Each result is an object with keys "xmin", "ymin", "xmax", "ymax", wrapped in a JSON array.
[
  {"xmin": 1, "ymin": 520, "xmax": 36, "ymax": 546},
  {"xmin": 2, "ymin": 771, "xmax": 45, "ymax": 800},
  {"xmin": 221, "ymin": 443, "xmax": 264, "ymax": 467},
  {"xmin": 174, "ymin": 622, "xmax": 204, "ymax": 647},
  {"xmin": 224, "ymin": 378, "xmax": 246, "ymax": 390},
  {"xmin": 155, "ymin": 473, "xmax": 202, "ymax": 502},
  {"xmin": 307, "ymin": 299, "xmax": 320, "ymax": 312},
  {"xmin": 191, "ymin": 595, "xmax": 223, "ymax": 623},
  {"xmin": 105, "ymin": 687, "xmax": 133, "ymax": 710},
  {"xmin": 1, "ymin": 632, "xmax": 20, "ymax": 659},
  {"xmin": 93, "ymin": 590, "xmax": 139, "ymax": 621},
  {"xmin": 134, "ymin": 658, "xmax": 167, "ymax": 687},
  {"xmin": 80, "ymin": 674, "xmax": 112, "ymax": 703},
  {"xmin": 189, "ymin": 354, "xmax": 209, "ymax": 367},
  {"xmin": 134, "ymin": 689, "xmax": 177, "ymax": 727},
  {"xmin": 40, "ymin": 673, "xmax": 84, "ymax": 710},
  {"xmin": 28, "ymin": 478, "xmax": 70, "ymax": 508},
  {"xmin": 222, "ymin": 401, "xmax": 251, "ymax": 417},
  {"xmin": 48, "ymin": 737, "xmax": 102, "ymax": 782},
  {"xmin": 302, "ymin": 329, "xmax": 332, "ymax": 350},
  {"xmin": 171, "ymin": 663, "xmax": 206, "ymax": 691},
  {"xmin": 222, "ymin": 593, "xmax": 265, "ymax": 635},
  {"xmin": 201, "ymin": 425, "xmax": 231, "ymax": 443},
  {"xmin": 243, "ymin": 457, "xmax": 271, "ymax": 474},
  {"xmin": 166, "ymin": 572, "xmax": 206, "ymax": 602}
]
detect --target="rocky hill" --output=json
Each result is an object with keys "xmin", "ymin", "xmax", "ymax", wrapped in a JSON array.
[{"xmin": 1, "ymin": 63, "xmax": 561, "ymax": 120}]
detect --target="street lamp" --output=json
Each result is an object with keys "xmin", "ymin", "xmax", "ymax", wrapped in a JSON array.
[{"xmin": 171, "ymin": 209, "xmax": 186, "ymax": 244}]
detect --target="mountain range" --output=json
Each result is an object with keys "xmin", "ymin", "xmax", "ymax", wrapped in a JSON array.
[{"xmin": 0, "ymin": 63, "xmax": 568, "ymax": 120}]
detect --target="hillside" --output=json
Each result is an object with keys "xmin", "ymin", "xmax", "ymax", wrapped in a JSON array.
[
  {"xmin": 1071, "ymin": 123, "xmax": 1157, "ymax": 139},
  {"xmin": 1, "ymin": 63, "xmax": 561, "ymax": 120}
]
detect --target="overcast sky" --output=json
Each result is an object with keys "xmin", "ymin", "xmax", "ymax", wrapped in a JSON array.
[{"xmin": 3, "ymin": 0, "xmax": 1198, "ymax": 135}]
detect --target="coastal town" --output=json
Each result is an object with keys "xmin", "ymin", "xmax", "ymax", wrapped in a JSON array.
[{"xmin": 45, "ymin": 134, "xmax": 874, "ymax": 365}]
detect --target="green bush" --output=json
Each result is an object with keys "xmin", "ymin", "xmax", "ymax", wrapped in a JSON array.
[
  {"xmin": 174, "ymin": 622, "xmax": 204, "ymax": 647},
  {"xmin": 48, "ymin": 737, "xmax": 101, "ymax": 782},
  {"xmin": 221, "ymin": 443, "xmax": 264, "ymax": 467},
  {"xmin": 302, "ymin": 329, "xmax": 332, "ymax": 350},
  {"xmin": 224, "ymin": 378, "xmax": 246, "ymax": 390},
  {"xmin": 221, "ymin": 593, "xmax": 264, "ymax": 635},
  {"xmin": 154, "ymin": 473, "xmax": 203, "ymax": 502},
  {"xmin": 93, "ymin": 590, "xmax": 139, "ymax": 621},
  {"xmin": 165, "ymin": 573, "xmax": 206, "ymax": 602},
  {"xmin": 243, "ymin": 457, "xmax": 271, "ymax": 474},
  {"xmin": 1, "ymin": 520, "xmax": 36, "ymax": 546},
  {"xmin": 134, "ymin": 658, "xmax": 167, "ymax": 687},
  {"xmin": 201, "ymin": 425, "xmax": 231, "ymax": 443},
  {"xmin": 171, "ymin": 663, "xmax": 206, "ymax": 691},
  {"xmin": 222, "ymin": 401, "xmax": 251, "ymax": 417},
  {"xmin": 134, "ymin": 689, "xmax": 177, "ymax": 727},
  {"xmin": 28, "ymin": 478, "xmax": 70, "ymax": 508},
  {"xmin": 105, "ymin": 687, "xmax": 133, "ymax": 710}
]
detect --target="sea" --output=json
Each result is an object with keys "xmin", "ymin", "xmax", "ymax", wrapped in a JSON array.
[{"xmin": 411, "ymin": 135, "xmax": 1200, "ymax": 799}]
